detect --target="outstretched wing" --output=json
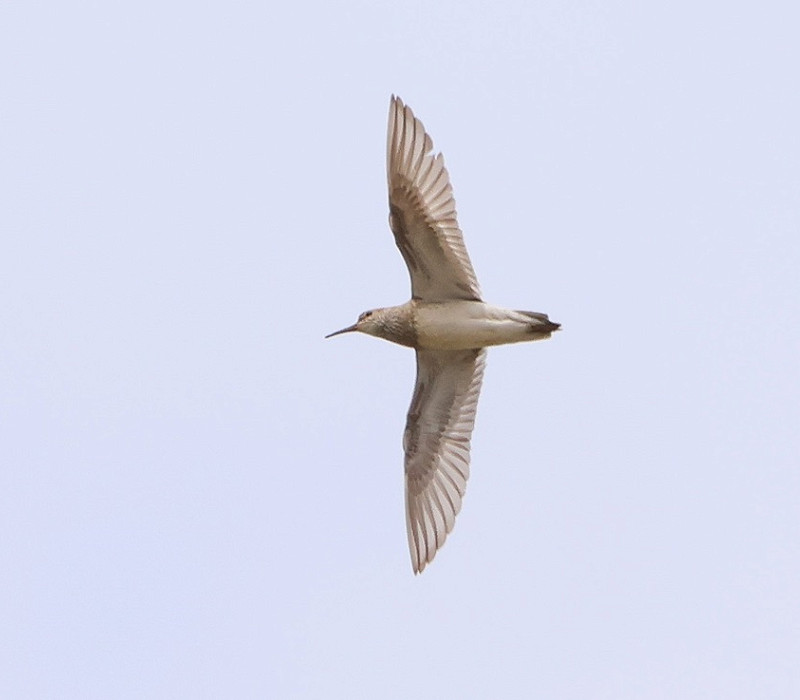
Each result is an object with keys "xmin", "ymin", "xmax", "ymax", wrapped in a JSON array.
[
  {"xmin": 404, "ymin": 348, "xmax": 487, "ymax": 573},
  {"xmin": 387, "ymin": 96, "xmax": 482, "ymax": 302}
]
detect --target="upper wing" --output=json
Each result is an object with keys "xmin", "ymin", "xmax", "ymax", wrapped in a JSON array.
[
  {"xmin": 387, "ymin": 96, "xmax": 482, "ymax": 302},
  {"xmin": 404, "ymin": 348, "xmax": 487, "ymax": 573}
]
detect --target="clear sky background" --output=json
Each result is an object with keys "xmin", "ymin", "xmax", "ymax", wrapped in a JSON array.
[{"xmin": 2, "ymin": 1, "xmax": 798, "ymax": 698}]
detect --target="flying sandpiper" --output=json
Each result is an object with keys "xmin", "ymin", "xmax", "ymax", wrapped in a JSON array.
[{"xmin": 327, "ymin": 96, "xmax": 560, "ymax": 573}]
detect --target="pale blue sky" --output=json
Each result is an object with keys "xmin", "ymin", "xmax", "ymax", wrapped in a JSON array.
[{"xmin": 2, "ymin": 1, "xmax": 799, "ymax": 697}]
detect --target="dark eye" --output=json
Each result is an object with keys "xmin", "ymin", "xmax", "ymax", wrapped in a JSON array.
[{"xmin": 360, "ymin": 310, "xmax": 373, "ymax": 321}]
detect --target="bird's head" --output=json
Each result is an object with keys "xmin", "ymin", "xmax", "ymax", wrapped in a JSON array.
[{"xmin": 325, "ymin": 308, "xmax": 386, "ymax": 339}]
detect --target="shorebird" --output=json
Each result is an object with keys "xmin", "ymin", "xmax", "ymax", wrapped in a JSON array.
[{"xmin": 327, "ymin": 96, "xmax": 560, "ymax": 574}]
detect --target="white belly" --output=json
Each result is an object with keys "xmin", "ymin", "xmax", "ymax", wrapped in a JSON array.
[{"xmin": 415, "ymin": 301, "xmax": 546, "ymax": 350}]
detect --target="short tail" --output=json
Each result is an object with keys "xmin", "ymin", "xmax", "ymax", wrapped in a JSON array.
[{"xmin": 517, "ymin": 310, "xmax": 561, "ymax": 334}]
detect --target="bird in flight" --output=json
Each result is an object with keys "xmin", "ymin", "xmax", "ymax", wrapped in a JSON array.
[{"xmin": 327, "ymin": 96, "xmax": 559, "ymax": 573}]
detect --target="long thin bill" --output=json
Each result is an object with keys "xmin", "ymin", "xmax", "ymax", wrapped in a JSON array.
[{"xmin": 325, "ymin": 324, "xmax": 357, "ymax": 339}]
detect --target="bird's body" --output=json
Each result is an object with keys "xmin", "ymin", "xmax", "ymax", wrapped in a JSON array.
[
  {"xmin": 354, "ymin": 300, "xmax": 557, "ymax": 351},
  {"xmin": 327, "ymin": 96, "xmax": 559, "ymax": 573}
]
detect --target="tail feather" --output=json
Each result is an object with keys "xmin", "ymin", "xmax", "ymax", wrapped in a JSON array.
[{"xmin": 517, "ymin": 310, "xmax": 561, "ymax": 334}]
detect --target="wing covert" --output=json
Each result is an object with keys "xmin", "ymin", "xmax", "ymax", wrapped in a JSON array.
[
  {"xmin": 404, "ymin": 348, "xmax": 487, "ymax": 573},
  {"xmin": 387, "ymin": 96, "xmax": 482, "ymax": 302}
]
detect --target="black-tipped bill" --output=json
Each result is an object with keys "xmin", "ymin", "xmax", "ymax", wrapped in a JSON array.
[{"xmin": 325, "ymin": 324, "xmax": 358, "ymax": 339}]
